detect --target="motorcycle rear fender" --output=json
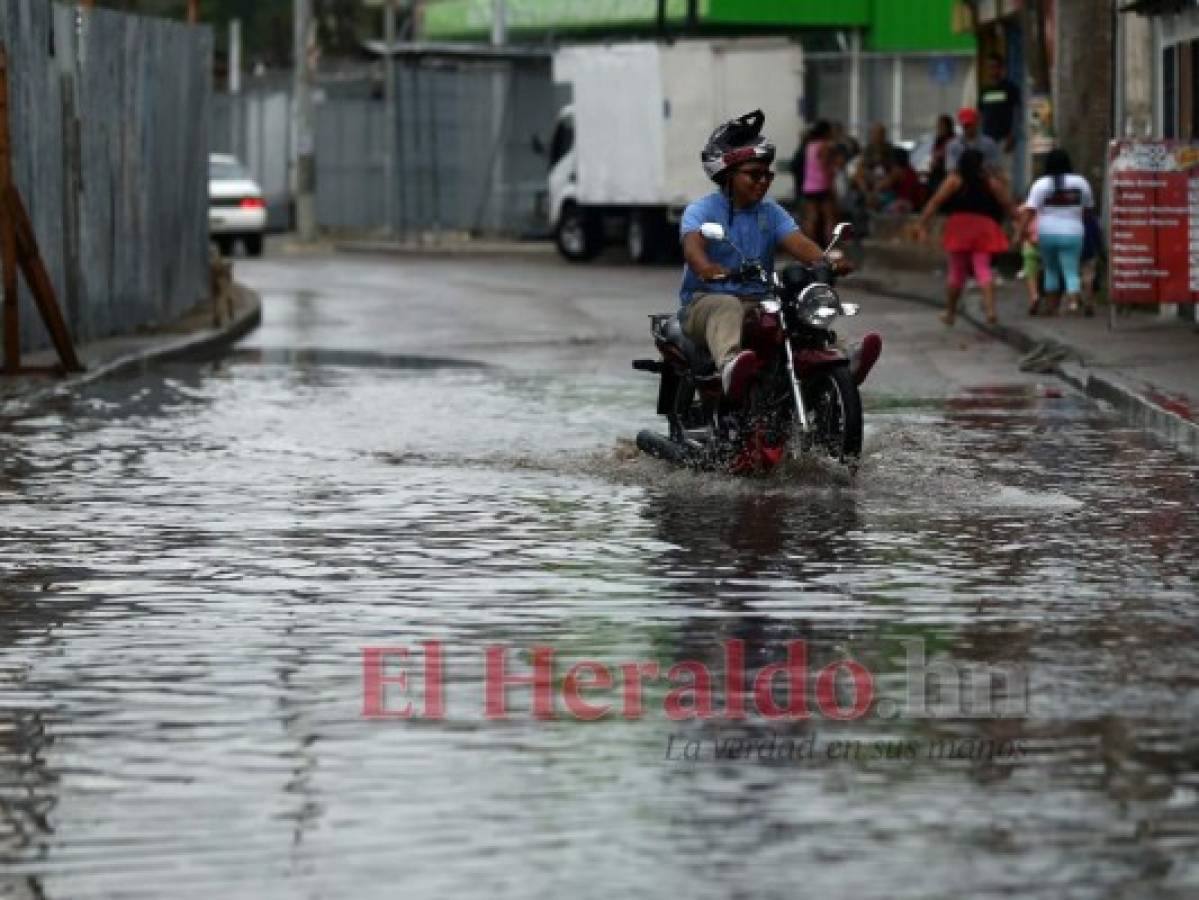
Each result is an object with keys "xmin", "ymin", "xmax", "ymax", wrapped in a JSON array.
[{"xmin": 793, "ymin": 347, "xmax": 848, "ymax": 379}]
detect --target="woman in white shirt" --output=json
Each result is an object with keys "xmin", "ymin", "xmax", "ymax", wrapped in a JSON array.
[{"xmin": 1017, "ymin": 149, "xmax": 1096, "ymax": 315}]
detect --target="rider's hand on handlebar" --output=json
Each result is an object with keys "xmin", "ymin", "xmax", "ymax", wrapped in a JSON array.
[
  {"xmin": 828, "ymin": 249, "xmax": 854, "ymax": 276},
  {"xmin": 697, "ymin": 263, "xmax": 730, "ymax": 282}
]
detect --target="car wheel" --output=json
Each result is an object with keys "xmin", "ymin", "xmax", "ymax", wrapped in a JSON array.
[
  {"xmin": 245, "ymin": 234, "xmax": 264, "ymax": 257},
  {"xmin": 215, "ymin": 236, "xmax": 234, "ymax": 257}
]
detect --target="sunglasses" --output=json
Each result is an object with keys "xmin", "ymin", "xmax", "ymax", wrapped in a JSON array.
[{"xmin": 738, "ymin": 168, "xmax": 775, "ymax": 183}]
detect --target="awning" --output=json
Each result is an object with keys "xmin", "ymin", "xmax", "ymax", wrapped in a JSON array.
[{"xmin": 1120, "ymin": 0, "xmax": 1196, "ymax": 14}]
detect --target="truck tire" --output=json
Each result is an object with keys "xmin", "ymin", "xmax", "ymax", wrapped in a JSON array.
[
  {"xmin": 626, "ymin": 211, "xmax": 662, "ymax": 264},
  {"xmin": 555, "ymin": 203, "xmax": 601, "ymax": 261}
]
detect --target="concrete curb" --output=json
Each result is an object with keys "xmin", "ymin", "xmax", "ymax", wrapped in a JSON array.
[
  {"xmin": 853, "ymin": 274, "xmax": 1199, "ymax": 458},
  {"xmin": 6, "ymin": 284, "xmax": 262, "ymax": 408},
  {"xmin": 333, "ymin": 239, "xmax": 556, "ymax": 257}
]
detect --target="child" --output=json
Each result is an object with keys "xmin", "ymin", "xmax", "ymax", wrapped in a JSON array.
[{"xmin": 1018, "ymin": 202, "xmax": 1042, "ymax": 315}]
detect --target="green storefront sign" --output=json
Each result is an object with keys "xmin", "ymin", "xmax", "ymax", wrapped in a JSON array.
[{"xmin": 422, "ymin": 0, "xmax": 973, "ymax": 53}]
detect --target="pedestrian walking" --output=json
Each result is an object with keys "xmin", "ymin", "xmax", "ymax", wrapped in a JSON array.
[
  {"xmin": 790, "ymin": 120, "xmax": 837, "ymax": 245},
  {"xmin": 914, "ymin": 147, "xmax": 1015, "ymax": 326},
  {"xmin": 946, "ymin": 108, "xmax": 1003, "ymax": 177},
  {"xmin": 927, "ymin": 114, "xmax": 956, "ymax": 198},
  {"xmin": 1016, "ymin": 202, "xmax": 1043, "ymax": 316},
  {"xmin": 1016, "ymin": 148, "xmax": 1096, "ymax": 316},
  {"xmin": 978, "ymin": 53, "xmax": 1021, "ymax": 184}
]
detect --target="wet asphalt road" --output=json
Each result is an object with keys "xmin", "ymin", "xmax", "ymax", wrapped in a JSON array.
[{"xmin": 0, "ymin": 247, "xmax": 1196, "ymax": 898}]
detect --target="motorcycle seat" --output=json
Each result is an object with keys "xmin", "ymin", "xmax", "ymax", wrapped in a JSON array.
[{"xmin": 662, "ymin": 314, "xmax": 715, "ymax": 375}]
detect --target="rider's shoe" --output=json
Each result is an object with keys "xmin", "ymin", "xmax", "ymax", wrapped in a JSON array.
[
  {"xmin": 721, "ymin": 350, "xmax": 758, "ymax": 402},
  {"xmin": 849, "ymin": 332, "xmax": 883, "ymax": 386}
]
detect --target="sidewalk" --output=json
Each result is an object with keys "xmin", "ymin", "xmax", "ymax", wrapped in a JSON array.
[
  {"xmin": 273, "ymin": 233, "xmax": 556, "ymax": 258},
  {"xmin": 858, "ymin": 239, "xmax": 1199, "ymax": 458},
  {"xmin": 0, "ymin": 283, "xmax": 261, "ymax": 410}
]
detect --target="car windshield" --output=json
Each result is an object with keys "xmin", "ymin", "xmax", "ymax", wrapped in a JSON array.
[{"xmin": 209, "ymin": 159, "xmax": 252, "ymax": 181}]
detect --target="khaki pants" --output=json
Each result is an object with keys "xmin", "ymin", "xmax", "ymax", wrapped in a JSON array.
[{"xmin": 682, "ymin": 292, "xmax": 756, "ymax": 368}]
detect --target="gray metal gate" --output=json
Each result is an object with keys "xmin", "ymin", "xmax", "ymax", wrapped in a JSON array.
[
  {"xmin": 213, "ymin": 51, "xmax": 556, "ymax": 240},
  {"xmin": 317, "ymin": 52, "xmax": 556, "ymax": 238}
]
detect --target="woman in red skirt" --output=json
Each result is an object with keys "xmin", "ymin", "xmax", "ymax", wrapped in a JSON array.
[{"xmin": 914, "ymin": 148, "xmax": 1016, "ymax": 326}]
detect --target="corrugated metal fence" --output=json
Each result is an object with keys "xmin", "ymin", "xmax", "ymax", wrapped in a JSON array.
[
  {"xmin": 212, "ymin": 84, "xmax": 293, "ymax": 231},
  {"xmin": 213, "ymin": 54, "xmax": 557, "ymax": 238},
  {"xmin": 0, "ymin": 1, "xmax": 211, "ymax": 355}
]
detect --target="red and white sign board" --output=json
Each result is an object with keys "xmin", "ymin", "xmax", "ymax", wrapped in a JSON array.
[{"xmin": 1108, "ymin": 140, "xmax": 1199, "ymax": 305}]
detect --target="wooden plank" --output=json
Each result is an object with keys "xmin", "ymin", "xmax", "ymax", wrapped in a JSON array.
[
  {"xmin": 6, "ymin": 186, "xmax": 84, "ymax": 372},
  {"xmin": 0, "ymin": 45, "xmax": 19, "ymax": 373}
]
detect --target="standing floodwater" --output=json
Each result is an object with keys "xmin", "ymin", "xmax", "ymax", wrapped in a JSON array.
[{"xmin": 0, "ymin": 253, "xmax": 1196, "ymax": 898}]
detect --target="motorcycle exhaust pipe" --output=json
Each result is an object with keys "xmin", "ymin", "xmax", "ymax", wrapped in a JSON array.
[{"xmin": 636, "ymin": 429, "xmax": 686, "ymax": 463}]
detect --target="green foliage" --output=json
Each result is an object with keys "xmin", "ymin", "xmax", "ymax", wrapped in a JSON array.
[{"xmin": 90, "ymin": 0, "xmax": 378, "ymax": 67}]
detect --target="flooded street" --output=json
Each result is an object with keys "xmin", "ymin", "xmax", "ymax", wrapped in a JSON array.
[{"xmin": 1, "ymin": 253, "xmax": 1197, "ymax": 898}]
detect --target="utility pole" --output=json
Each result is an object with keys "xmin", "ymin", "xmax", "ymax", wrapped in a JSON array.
[
  {"xmin": 383, "ymin": 1, "xmax": 397, "ymax": 237},
  {"xmin": 485, "ymin": 0, "xmax": 507, "ymax": 236},
  {"xmin": 491, "ymin": 0, "xmax": 506, "ymax": 47},
  {"xmin": 293, "ymin": 0, "xmax": 316, "ymax": 241},
  {"xmin": 229, "ymin": 19, "xmax": 242, "ymax": 95}
]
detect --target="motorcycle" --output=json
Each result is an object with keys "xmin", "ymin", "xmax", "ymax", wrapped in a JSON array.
[{"xmin": 633, "ymin": 221, "xmax": 864, "ymax": 475}]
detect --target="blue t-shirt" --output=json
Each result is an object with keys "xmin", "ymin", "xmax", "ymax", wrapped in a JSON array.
[{"xmin": 678, "ymin": 192, "xmax": 799, "ymax": 306}]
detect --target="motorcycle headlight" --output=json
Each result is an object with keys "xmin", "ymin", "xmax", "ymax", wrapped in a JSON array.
[{"xmin": 797, "ymin": 284, "xmax": 842, "ymax": 327}]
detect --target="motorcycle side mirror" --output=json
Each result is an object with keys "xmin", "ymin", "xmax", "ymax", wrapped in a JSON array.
[
  {"xmin": 700, "ymin": 222, "xmax": 726, "ymax": 242},
  {"xmin": 825, "ymin": 222, "xmax": 852, "ymax": 255}
]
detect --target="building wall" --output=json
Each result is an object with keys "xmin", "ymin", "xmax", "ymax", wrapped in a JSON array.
[
  {"xmin": 806, "ymin": 51, "xmax": 974, "ymax": 142},
  {"xmin": 1118, "ymin": 12, "xmax": 1154, "ymax": 137}
]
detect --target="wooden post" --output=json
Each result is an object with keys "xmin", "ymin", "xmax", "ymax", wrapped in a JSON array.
[
  {"xmin": 6, "ymin": 188, "xmax": 84, "ymax": 372},
  {"xmin": 187, "ymin": 0, "xmax": 198, "ymax": 23},
  {"xmin": 0, "ymin": 47, "xmax": 19, "ymax": 373}
]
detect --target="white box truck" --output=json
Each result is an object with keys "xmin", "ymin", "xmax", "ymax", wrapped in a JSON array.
[{"xmin": 544, "ymin": 39, "xmax": 804, "ymax": 263}]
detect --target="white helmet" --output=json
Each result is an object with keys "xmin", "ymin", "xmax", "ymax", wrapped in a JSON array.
[{"xmin": 701, "ymin": 109, "xmax": 776, "ymax": 182}]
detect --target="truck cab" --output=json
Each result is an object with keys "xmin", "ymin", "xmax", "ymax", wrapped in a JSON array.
[
  {"xmin": 546, "ymin": 107, "xmax": 594, "ymax": 259},
  {"xmin": 543, "ymin": 39, "xmax": 804, "ymax": 265}
]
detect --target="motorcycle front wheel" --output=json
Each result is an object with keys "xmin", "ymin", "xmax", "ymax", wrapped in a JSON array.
[{"xmin": 803, "ymin": 367, "xmax": 863, "ymax": 462}]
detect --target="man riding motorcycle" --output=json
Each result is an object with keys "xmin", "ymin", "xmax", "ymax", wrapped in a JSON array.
[{"xmin": 679, "ymin": 110, "xmax": 882, "ymax": 402}]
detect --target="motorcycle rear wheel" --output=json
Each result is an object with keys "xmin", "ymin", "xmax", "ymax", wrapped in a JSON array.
[{"xmin": 804, "ymin": 367, "xmax": 863, "ymax": 462}]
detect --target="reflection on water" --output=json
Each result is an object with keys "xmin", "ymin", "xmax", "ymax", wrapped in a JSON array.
[{"xmin": 0, "ymin": 360, "xmax": 1197, "ymax": 897}]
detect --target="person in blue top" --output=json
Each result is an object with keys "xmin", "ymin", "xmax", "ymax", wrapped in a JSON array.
[{"xmin": 680, "ymin": 110, "xmax": 877, "ymax": 402}]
